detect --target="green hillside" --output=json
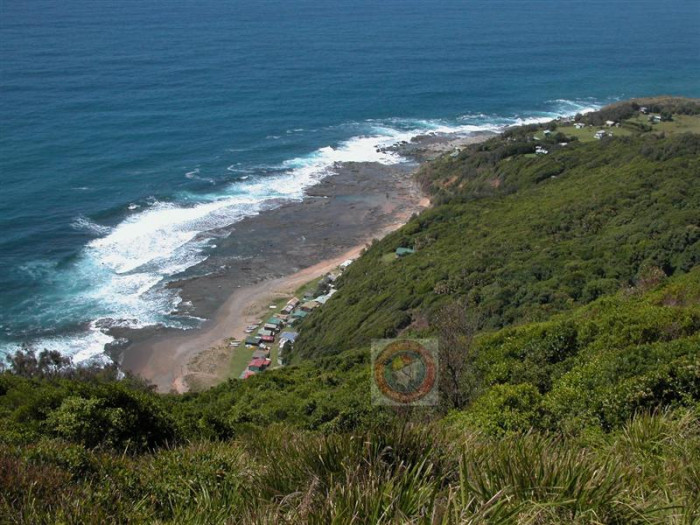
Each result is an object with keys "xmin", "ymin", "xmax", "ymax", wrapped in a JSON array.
[
  {"xmin": 1, "ymin": 98, "xmax": 699, "ymax": 523},
  {"xmin": 293, "ymin": 130, "xmax": 699, "ymax": 360}
]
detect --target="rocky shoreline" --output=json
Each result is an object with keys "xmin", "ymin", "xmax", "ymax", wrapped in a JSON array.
[{"xmin": 111, "ymin": 131, "xmax": 494, "ymax": 390}]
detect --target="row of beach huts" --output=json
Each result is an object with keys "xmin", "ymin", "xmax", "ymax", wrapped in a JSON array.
[{"xmin": 237, "ymin": 260, "xmax": 351, "ymax": 379}]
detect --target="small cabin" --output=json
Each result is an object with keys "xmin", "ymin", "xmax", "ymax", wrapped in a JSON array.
[
  {"xmin": 252, "ymin": 349, "xmax": 270, "ymax": 359},
  {"xmin": 300, "ymin": 301, "xmax": 320, "ymax": 312},
  {"xmin": 241, "ymin": 370, "xmax": 256, "ymax": 380},
  {"xmin": 248, "ymin": 358, "xmax": 271, "ymax": 372}
]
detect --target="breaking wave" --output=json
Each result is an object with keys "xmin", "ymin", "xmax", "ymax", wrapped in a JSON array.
[{"xmin": 4, "ymin": 98, "xmax": 604, "ymax": 362}]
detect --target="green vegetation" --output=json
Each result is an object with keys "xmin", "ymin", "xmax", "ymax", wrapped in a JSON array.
[
  {"xmin": 1, "ymin": 413, "xmax": 698, "ymax": 523},
  {"xmin": 294, "ymin": 127, "xmax": 699, "ymax": 359},
  {"xmin": 1, "ymin": 98, "xmax": 699, "ymax": 523},
  {"xmin": 227, "ymin": 343, "xmax": 254, "ymax": 379}
]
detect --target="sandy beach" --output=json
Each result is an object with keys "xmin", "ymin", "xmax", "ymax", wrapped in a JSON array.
[
  {"xmin": 116, "ymin": 132, "xmax": 493, "ymax": 392},
  {"xmin": 153, "ymin": 244, "xmax": 371, "ymax": 393}
]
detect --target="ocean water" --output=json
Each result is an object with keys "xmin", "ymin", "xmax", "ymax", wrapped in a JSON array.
[{"xmin": 1, "ymin": 0, "xmax": 699, "ymax": 362}]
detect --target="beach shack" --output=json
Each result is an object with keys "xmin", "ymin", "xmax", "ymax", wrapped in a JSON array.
[
  {"xmin": 261, "ymin": 335, "xmax": 275, "ymax": 343},
  {"xmin": 279, "ymin": 331, "xmax": 298, "ymax": 344},
  {"xmin": 280, "ymin": 331, "xmax": 298, "ymax": 342},
  {"xmin": 245, "ymin": 336, "xmax": 262, "ymax": 346},
  {"xmin": 252, "ymin": 349, "xmax": 270, "ymax": 360},
  {"xmin": 258, "ymin": 328, "xmax": 274, "ymax": 337},
  {"xmin": 263, "ymin": 323, "xmax": 280, "ymax": 332},
  {"xmin": 248, "ymin": 358, "xmax": 271, "ymax": 372},
  {"xmin": 282, "ymin": 297, "xmax": 300, "ymax": 314},
  {"xmin": 396, "ymin": 247, "xmax": 415, "ymax": 257},
  {"xmin": 314, "ymin": 295, "xmax": 329, "ymax": 305},
  {"xmin": 340, "ymin": 259, "xmax": 354, "ymax": 269},
  {"xmin": 240, "ymin": 369, "xmax": 256, "ymax": 380},
  {"xmin": 266, "ymin": 317, "xmax": 284, "ymax": 328},
  {"xmin": 300, "ymin": 301, "xmax": 320, "ymax": 312}
]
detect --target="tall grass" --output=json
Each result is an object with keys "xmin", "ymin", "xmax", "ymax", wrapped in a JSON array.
[{"xmin": 2, "ymin": 411, "xmax": 698, "ymax": 523}]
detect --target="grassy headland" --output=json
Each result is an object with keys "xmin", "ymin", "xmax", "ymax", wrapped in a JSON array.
[{"xmin": 1, "ymin": 97, "xmax": 699, "ymax": 524}]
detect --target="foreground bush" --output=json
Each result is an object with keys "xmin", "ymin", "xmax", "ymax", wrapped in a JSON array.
[{"xmin": 1, "ymin": 411, "xmax": 698, "ymax": 524}]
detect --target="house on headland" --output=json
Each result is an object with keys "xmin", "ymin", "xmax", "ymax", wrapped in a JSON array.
[{"xmin": 396, "ymin": 247, "xmax": 415, "ymax": 257}]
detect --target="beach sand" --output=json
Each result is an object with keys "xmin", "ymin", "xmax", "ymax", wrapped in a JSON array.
[{"xmin": 116, "ymin": 132, "xmax": 493, "ymax": 392}]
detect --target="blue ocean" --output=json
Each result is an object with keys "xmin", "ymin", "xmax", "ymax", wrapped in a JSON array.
[{"xmin": 1, "ymin": 0, "xmax": 699, "ymax": 361}]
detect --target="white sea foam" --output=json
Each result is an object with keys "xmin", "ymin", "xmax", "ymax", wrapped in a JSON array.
[
  {"xmin": 29, "ymin": 99, "xmax": 604, "ymax": 361},
  {"xmin": 1, "ymin": 326, "xmax": 115, "ymax": 364},
  {"xmin": 71, "ymin": 216, "xmax": 112, "ymax": 236}
]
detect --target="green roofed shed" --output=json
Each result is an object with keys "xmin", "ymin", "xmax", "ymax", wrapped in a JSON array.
[
  {"xmin": 266, "ymin": 317, "xmax": 283, "ymax": 326},
  {"xmin": 291, "ymin": 310, "xmax": 308, "ymax": 318},
  {"xmin": 396, "ymin": 247, "xmax": 415, "ymax": 257}
]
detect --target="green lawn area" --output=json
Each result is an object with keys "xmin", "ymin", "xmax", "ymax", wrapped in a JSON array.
[
  {"xmin": 270, "ymin": 340, "xmax": 282, "ymax": 367},
  {"xmin": 295, "ymin": 275, "xmax": 324, "ymax": 299},
  {"xmin": 547, "ymin": 124, "xmax": 633, "ymax": 143},
  {"xmin": 633, "ymin": 113, "xmax": 700, "ymax": 134},
  {"xmin": 228, "ymin": 342, "xmax": 254, "ymax": 379},
  {"xmin": 551, "ymin": 114, "xmax": 700, "ymax": 144}
]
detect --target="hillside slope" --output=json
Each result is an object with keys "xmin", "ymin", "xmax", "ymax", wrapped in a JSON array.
[{"xmin": 293, "ymin": 109, "xmax": 700, "ymax": 360}]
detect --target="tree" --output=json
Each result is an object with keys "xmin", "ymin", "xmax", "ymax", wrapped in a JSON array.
[
  {"xmin": 433, "ymin": 301, "xmax": 483, "ymax": 411},
  {"xmin": 5, "ymin": 348, "xmax": 71, "ymax": 378}
]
